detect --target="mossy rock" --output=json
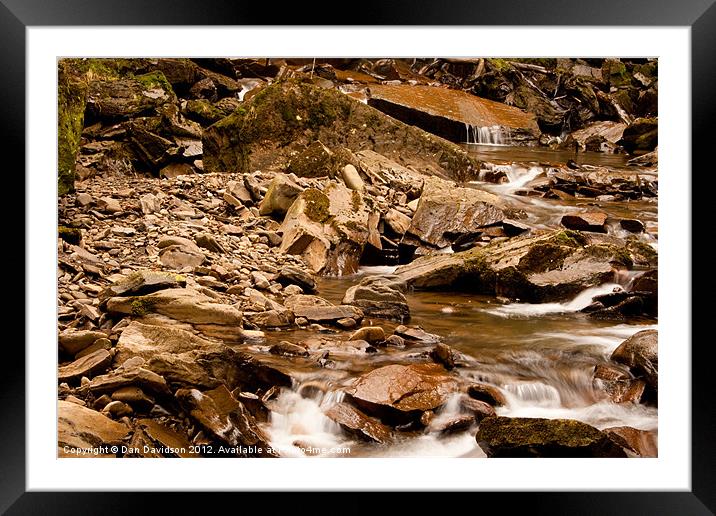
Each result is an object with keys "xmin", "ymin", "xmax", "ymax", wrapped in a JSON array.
[
  {"xmin": 202, "ymin": 79, "xmax": 480, "ymax": 181},
  {"xmin": 602, "ymin": 59, "xmax": 632, "ymax": 88},
  {"xmin": 58, "ymin": 61, "xmax": 88, "ymax": 196},
  {"xmin": 58, "ymin": 225, "xmax": 82, "ymax": 245},
  {"xmin": 183, "ymin": 99, "xmax": 227, "ymax": 126},
  {"xmin": 476, "ymin": 416, "xmax": 627, "ymax": 457},
  {"xmin": 301, "ymin": 188, "xmax": 331, "ymax": 223},
  {"xmin": 619, "ymin": 118, "xmax": 658, "ymax": 154}
]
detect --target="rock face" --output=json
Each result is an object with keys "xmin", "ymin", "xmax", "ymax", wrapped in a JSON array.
[
  {"xmin": 345, "ymin": 363, "xmax": 461, "ymax": 423},
  {"xmin": 610, "ymin": 329, "xmax": 658, "ymax": 393},
  {"xmin": 395, "ymin": 229, "xmax": 635, "ymax": 302},
  {"xmin": 475, "ymin": 416, "xmax": 627, "ymax": 457},
  {"xmin": 278, "ymin": 181, "xmax": 379, "ymax": 275},
  {"xmin": 58, "ymin": 400, "xmax": 129, "ymax": 454},
  {"xmin": 202, "ymin": 79, "xmax": 481, "ymax": 182},
  {"xmin": 342, "ymin": 276, "xmax": 410, "ymax": 322},
  {"xmin": 407, "ymin": 179, "xmax": 508, "ymax": 248},
  {"xmin": 367, "ymin": 83, "xmax": 540, "ymax": 144}
]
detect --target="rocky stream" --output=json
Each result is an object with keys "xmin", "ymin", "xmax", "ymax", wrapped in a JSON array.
[{"xmin": 57, "ymin": 57, "xmax": 658, "ymax": 458}]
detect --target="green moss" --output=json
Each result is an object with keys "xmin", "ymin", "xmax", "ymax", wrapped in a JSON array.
[
  {"xmin": 585, "ymin": 244, "xmax": 633, "ymax": 269},
  {"xmin": 547, "ymin": 230, "xmax": 588, "ymax": 248},
  {"xmin": 626, "ymin": 238, "xmax": 658, "ymax": 266},
  {"xmin": 132, "ymin": 71, "xmax": 175, "ymax": 97},
  {"xmin": 130, "ymin": 297, "xmax": 156, "ymax": 316},
  {"xmin": 184, "ymin": 99, "xmax": 226, "ymax": 125},
  {"xmin": 57, "ymin": 61, "xmax": 88, "ymax": 196},
  {"xmin": 58, "ymin": 225, "xmax": 82, "ymax": 245},
  {"xmin": 487, "ymin": 58, "xmax": 514, "ymax": 73},
  {"xmin": 518, "ymin": 243, "xmax": 573, "ymax": 273},
  {"xmin": 302, "ymin": 188, "xmax": 331, "ymax": 223}
]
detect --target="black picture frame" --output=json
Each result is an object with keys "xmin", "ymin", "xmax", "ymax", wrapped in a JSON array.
[{"xmin": 5, "ymin": 0, "xmax": 710, "ymax": 513}]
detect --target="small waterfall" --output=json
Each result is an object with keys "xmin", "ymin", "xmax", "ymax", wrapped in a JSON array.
[
  {"xmin": 465, "ymin": 123, "xmax": 511, "ymax": 145},
  {"xmin": 484, "ymin": 283, "xmax": 623, "ymax": 318}
]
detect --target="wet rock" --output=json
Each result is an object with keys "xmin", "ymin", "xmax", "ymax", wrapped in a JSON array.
[
  {"xmin": 86, "ymin": 72, "xmax": 175, "ymax": 121},
  {"xmin": 292, "ymin": 304, "xmax": 363, "ymax": 325},
  {"xmin": 99, "ymin": 270, "xmax": 186, "ymax": 303},
  {"xmin": 561, "ymin": 211, "xmax": 608, "ymax": 233},
  {"xmin": 58, "ymin": 400, "xmax": 129, "ymax": 454},
  {"xmin": 620, "ymin": 219, "xmax": 645, "ymax": 233},
  {"xmin": 603, "ymin": 426, "xmax": 657, "ymax": 457},
  {"xmin": 610, "ymin": 329, "xmax": 657, "ymax": 392},
  {"xmin": 407, "ymin": 178, "xmax": 507, "ymax": 248},
  {"xmin": 276, "ymin": 266, "xmax": 317, "ymax": 293},
  {"xmin": 175, "ymin": 385, "xmax": 271, "ymax": 455},
  {"xmin": 269, "ymin": 341, "xmax": 309, "ymax": 357},
  {"xmin": 394, "ymin": 325, "xmax": 440, "ymax": 344},
  {"xmin": 467, "ymin": 383, "xmax": 507, "ymax": 407},
  {"xmin": 340, "ymin": 164, "xmax": 364, "ymax": 192},
  {"xmin": 395, "ymin": 229, "xmax": 633, "ymax": 303},
  {"xmin": 136, "ymin": 418, "xmax": 200, "ymax": 458},
  {"xmin": 429, "ymin": 343, "xmax": 457, "ymax": 370},
  {"xmin": 367, "ymin": 83, "xmax": 540, "ymax": 144},
  {"xmin": 342, "ymin": 276, "xmax": 410, "ymax": 322},
  {"xmin": 429, "ymin": 415, "xmax": 475, "ymax": 435},
  {"xmin": 349, "ymin": 326, "xmax": 385, "ymax": 344},
  {"xmin": 203, "ymin": 79, "xmax": 480, "ymax": 182},
  {"xmin": 592, "ymin": 363, "xmax": 646, "ymax": 404},
  {"xmin": 258, "ymin": 174, "xmax": 304, "ymax": 217},
  {"xmin": 346, "ymin": 363, "xmax": 461, "ymax": 423},
  {"xmin": 58, "ymin": 349, "xmax": 112, "ymax": 383},
  {"xmin": 106, "ymin": 288, "xmax": 242, "ymax": 327},
  {"xmin": 476, "ymin": 416, "xmax": 627, "ymax": 457},
  {"xmin": 385, "ymin": 335, "xmax": 405, "ymax": 347},
  {"xmin": 460, "ymin": 397, "xmax": 497, "ymax": 421},
  {"xmin": 59, "ymin": 330, "xmax": 108, "ymax": 355},
  {"xmin": 325, "ymin": 402, "xmax": 393, "ymax": 443}
]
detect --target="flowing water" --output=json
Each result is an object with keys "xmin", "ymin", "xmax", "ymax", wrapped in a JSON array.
[{"xmin": 255, "ymin": 147, "xmax": 658, "ymax": 457}]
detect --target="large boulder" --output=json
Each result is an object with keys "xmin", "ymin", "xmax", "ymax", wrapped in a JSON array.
[
  {"xmin": 345, "ymin": 363, "xmax": 461, "ymax": 424},
  {"xmin": 278, "ymin": 181, "xmax": 380, "ymax": 275},
  {"xmin": 475, "ymin": 416, "xmax": 627, "ymax": 457},
  {"xmin": 618, "ymin": 118, "xmax": 658, "ymax": 154},
  {"xmin": 610, "ymin": 329, "xmax": 657, "ymax": 392},
  {"xmin": 58, "ymin": 401, "xmax": 129, "ymax": 455},
  {"xmin": 407, "ymin": 178, "xmax": 508, "ymax": 248},
  {"xmin": 342, "ymin": 275, "xmax": 410, "ymax": 322},
  {"xmin": 202, "ymin": 79, "xmax": 480, "ymax": 182},
  {"xmin": 395, "ymin": 229, "xmax": 639, "ymax": 302}
]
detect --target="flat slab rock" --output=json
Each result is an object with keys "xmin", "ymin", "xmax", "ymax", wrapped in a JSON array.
[
  {"xmin": 58, "ymin": 349, "xmax": 112, "ymax": 383},
  {"xmin": 475, "ymin": 416, "xmax": 626, "ymax": 458}
]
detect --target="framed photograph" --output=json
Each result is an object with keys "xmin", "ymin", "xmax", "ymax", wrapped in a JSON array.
[{"xmin": 7, "ymin": 0, "xmax": 710, "ymax": 512}]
